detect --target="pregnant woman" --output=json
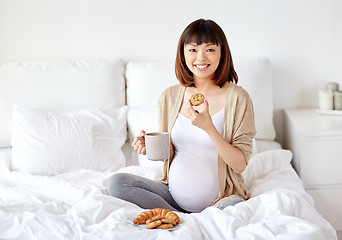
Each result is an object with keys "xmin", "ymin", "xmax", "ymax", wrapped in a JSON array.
[{"xmin": 108, "ymin": 18, "xmax": 256, "ymax": 213}]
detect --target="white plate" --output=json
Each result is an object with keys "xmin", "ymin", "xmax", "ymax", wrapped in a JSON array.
[{"xmin": 125, "ymin": 218, "xmax": 184, "ymax": 231}]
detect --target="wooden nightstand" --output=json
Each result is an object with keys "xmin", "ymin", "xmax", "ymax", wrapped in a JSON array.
[{"xmin": 284, "ymin": 108, "xmax": 342, "ymax": 231}]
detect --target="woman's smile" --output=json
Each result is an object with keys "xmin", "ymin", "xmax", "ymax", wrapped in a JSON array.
[{"xmin": 194, "ymin": 64, "xmax": 210, "ymax": 70}]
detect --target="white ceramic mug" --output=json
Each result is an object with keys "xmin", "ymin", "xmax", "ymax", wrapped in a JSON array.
[{"xmin": 145, "ymin": 132, "xmax": 170, "ymax": 161}]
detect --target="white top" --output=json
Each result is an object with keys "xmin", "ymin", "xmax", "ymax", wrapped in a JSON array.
[{"xmin": 169, "ymin": 109, "xmax": 224, "ymax": 212}]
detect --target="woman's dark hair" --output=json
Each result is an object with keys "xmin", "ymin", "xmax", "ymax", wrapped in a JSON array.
[{"xmin": 175, "ymin": 18, "xmax": 238, "ymax": 87}]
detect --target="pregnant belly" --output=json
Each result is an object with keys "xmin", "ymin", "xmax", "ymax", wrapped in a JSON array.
[{"xmin": 168, "ymin": 152, "xmax": 219, "ymax": 212}]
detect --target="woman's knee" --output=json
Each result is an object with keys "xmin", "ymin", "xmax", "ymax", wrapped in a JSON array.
[{"xmin": 108, "ymin": 173, "xmax": 130, "ymax": 197}]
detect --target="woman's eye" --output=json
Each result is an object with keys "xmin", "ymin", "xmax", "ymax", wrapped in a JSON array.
[
  {"xmin": 207, "ymin": 49, "xmax": 215, "ymax": 52},
  {"xmin": 189, "ymin": 49, "xmax": 196, "ymax": 52}
]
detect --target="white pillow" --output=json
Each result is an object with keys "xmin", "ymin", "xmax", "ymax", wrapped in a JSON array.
[
  {"xmin": 234, "ymin": 56, "xmax": 276, "ymax": 140},
  {"xmin": 11, "ymin": 105, "xmax": 127, "ymax": 175},
  {"xmin": 127, "ymin": 107, "xmax": 164, "ymax": 177},
  {"xmin": 125, "ymin": 61, "xmax": 179, "ymax": 107}
]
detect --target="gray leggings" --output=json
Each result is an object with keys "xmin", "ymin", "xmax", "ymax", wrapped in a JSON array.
[{"xmin": 108, "ymin": 173, "xmax": 187, "ymax": 212}]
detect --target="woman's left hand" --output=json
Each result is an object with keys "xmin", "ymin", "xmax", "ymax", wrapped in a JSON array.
[{"xmin": 187, "ymin": 98, "xmax": 215, "ymax": 133}]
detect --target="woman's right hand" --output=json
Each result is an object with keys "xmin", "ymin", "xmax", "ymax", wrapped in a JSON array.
[{"xmin": 132, "ymin": 130, "xmax": 146, "ymax": 155}]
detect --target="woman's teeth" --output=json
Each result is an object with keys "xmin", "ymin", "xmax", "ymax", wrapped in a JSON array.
[{"xmin": 195, "ymin": 64, "xmax": 209, "ymax": 69}]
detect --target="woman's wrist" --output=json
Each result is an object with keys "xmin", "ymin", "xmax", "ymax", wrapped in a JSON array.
[{"xmin": 205, "ymin": 124, "xmax": 219, "ymax": 137}]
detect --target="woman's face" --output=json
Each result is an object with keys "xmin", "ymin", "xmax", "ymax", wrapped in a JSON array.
[{"xmin": 184, "ymin": 42, "xmax": 221, "ymax": 82}]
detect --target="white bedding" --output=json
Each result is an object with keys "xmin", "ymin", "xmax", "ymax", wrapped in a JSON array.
[{"xmin": 0, "ymin": 149, "xmax": 337, "ymax": 240}]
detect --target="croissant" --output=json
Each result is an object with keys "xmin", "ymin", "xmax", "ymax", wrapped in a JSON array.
[{"xmin": 133, "ymin": 208, "xmax": 180, "ymax": 224}]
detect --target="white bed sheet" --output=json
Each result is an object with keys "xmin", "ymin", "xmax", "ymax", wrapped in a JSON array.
[{"xmin": 0, "ymin": 148, "xmax": 337, "ymax": 240}]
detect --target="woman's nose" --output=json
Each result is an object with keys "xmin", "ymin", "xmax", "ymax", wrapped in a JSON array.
[{"xmin": 196, "ymin": 50, "xmax": 206, "ymax": 60}]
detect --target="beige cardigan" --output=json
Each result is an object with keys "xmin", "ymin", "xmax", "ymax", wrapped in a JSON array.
[{"xmin": 158, "ymin": 82, "xmax": 256, "ymax": 204}]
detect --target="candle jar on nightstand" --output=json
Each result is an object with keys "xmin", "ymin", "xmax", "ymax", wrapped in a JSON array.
[
  {"xmin": 318, "ymin": 90, "xmax": 334, "ymax": 110},
  {"xmin": 334, "ymin": 90, "xmax": 342, "ymax": 110}
]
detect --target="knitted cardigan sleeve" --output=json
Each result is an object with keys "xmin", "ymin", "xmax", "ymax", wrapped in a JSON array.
[
  {"xmin": 228, "ymin": 85, "xmax": 256, "ymax": 163},
  {"xmin": 157, "ymin": 84, "xmax": 185, "ymax": 183}
]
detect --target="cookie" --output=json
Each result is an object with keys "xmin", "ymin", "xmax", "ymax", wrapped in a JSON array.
[
  {"xmin": 161, "ymin": 218, "xmax": 177, "ymax": 225},
  {"xmin": 156, "ymin": 223, "xmax": 174, "ymax": 229},
  {"xmin": 146, "ymin": 220, "xmax": 162, "ymax": 229},
  {"xmin": 190, "ymin": 93, "xmax": 205, "ymax": 106},
  {"xmin": 146, "ymin": 216, "xmax": 163, "ymax": 224}
]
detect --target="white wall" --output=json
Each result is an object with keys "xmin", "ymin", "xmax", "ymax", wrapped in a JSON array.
[{"xmin": 1, "ymin": 0, "xmax": 342, "ymax": 145}]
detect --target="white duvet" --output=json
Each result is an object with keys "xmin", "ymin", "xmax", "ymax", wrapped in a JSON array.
[{"xmin": 0, "ymin": 150, "xmax": 337, "ymax": 240}]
